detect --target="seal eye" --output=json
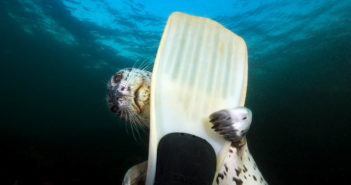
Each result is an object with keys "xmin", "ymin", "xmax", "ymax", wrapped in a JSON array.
[{"xmin": 113, "ymin": 73, "xmax": 123, "ymax": 83}]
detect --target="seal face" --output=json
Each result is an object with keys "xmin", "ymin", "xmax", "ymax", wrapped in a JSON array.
[{"xmin": 106, "ymin": 68, "xmax": 151, "ymax": 127}]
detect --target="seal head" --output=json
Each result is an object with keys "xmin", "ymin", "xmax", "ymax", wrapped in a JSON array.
[{"xmin": 106, "ymin": 68, "xmax": 151, "ymax": 127}]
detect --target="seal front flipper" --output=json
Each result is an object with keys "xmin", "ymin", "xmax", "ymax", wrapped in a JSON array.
[
  {"xmin": 210, "ymin": 107, "xmax": 252, "ymax": 143},
  {"xmin": 146, "ymin": 12, "xmax": 248, "ymax": 185}
]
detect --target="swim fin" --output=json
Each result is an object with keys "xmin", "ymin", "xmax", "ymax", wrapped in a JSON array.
[{"xmin": 146, "ymin": 12, "xmax": 248, "ymax": 185}]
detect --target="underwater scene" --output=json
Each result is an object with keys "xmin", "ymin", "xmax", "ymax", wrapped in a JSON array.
[{"xmin": 1, "ymin": 0, "xmax": 351, "ymax": 185}]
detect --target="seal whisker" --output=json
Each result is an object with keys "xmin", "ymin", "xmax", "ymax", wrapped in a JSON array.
[
  {"xmin": 129, "ymin": 121, "xmax": 137, "ymax": 141},
  {"xmin": 125, "ymin": 68, "xmax": 135, "ymax": 86},
  {"xmin": 137, "ymin": 56, "xmax": 153, "ymax": 70},
  {"xmin": 141, "ymin": 62, "xmax": 153, "ymax": 72},
  {"xmin": 128, "ymin": 112, "xmax": 144, "ymax": 142},
  {"xmin": 132, "ymin": 121, "xmax": 142, "ymax": 141}
]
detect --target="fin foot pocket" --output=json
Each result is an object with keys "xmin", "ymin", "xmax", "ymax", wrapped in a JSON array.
[{"xmin": 154, "ymin": 133, "xmax": 216, "ymax": 185}]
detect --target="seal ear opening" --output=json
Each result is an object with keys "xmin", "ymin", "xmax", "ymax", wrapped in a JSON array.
[{"xmin": 154, "ymin": 133, "xmax": 216, "ymax": 185}]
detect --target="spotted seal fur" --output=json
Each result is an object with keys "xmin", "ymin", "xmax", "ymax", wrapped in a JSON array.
[{"xmin": 107, "ymin": 68, "xmax": 268, "ymax": 185}]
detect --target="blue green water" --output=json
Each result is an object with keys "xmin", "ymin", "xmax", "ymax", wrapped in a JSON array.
[{"xmin": 1, "ymin": 0, "xmax": 351, "ymax": 184}]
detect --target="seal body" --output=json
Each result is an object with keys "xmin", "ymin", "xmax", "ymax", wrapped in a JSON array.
[
  {"xmin": 214, "ymin": 140, "xmax": 267, "ymax": 185},
  {"xmin": 106, "ymin": 68, "xmax": 268, "ymax": 185}
]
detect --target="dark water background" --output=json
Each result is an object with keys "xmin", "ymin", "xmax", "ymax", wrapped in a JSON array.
[{"xmin": 1, "ymin": 0, "xmax": 351, "ymax": 185}]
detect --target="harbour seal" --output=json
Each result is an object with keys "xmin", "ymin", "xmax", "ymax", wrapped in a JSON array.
[{"xmin": 107, "ymin": 68, "xmax": 268, "ymax": 185}]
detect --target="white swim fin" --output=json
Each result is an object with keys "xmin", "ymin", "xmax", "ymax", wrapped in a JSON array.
[{"xmin": 146, "ymin": 12, "xmax": 248, "ymax": 185}]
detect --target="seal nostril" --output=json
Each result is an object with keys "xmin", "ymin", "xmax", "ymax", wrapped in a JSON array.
[
  {"xmin": 116, "ymin": 94, "xmax": 123, "ymax": 99},
  {"xmin": 110, "ymin": 105, "xmax": 117, "ymax": 112}
]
